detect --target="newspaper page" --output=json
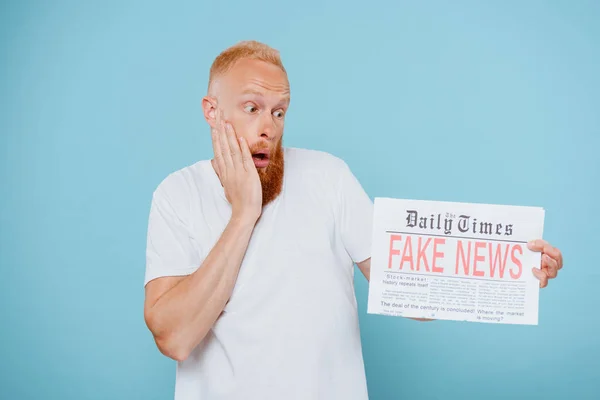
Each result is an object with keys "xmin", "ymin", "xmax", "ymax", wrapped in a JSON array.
[{"xmin": 367, "ymin": 198, "xmax": 545, "ymax": 325}]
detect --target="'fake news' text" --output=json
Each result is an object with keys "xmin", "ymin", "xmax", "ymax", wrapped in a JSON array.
[{"xmin": 387, "ymin": 234, "xmax": 524, "ymax": 280}]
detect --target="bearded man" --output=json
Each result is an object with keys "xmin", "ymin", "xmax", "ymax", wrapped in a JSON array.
[{"xmin": 143, "ymin": 40, "xmax": 564, "ymax": 400}]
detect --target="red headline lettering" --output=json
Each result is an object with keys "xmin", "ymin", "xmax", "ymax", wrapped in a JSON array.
[{"xmin": 387, "ymin": 234, "xmax": 523, "ymax": 279}]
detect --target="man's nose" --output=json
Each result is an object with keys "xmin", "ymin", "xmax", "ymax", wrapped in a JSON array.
[{"xmin": 258, "ymin": 112, "xmax": 276, "ymax": 140}]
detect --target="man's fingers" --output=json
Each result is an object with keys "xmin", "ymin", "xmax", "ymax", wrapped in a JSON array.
[
  {"xmin": 211, "ymin": 128, "xmax": 225, "ymax": 174},
  {"xmin": 528, "ymin": 239, "xmax": 564, "ymax": 270},
  {"xmin": 543, "ymin": 245, "xmax": 562, "ymax": 264},
  {"xmin": 211, "ymin": 108, "xmax": 234, "ymax": 181},
  {"xmin": 211, "ymin": 128, "xmax": 219, "ymax": 156},
  {"xmin": 225, "ymin": 122, "xmax": 242, "ymax": 166},
  {"xmin": 239, "ymin": 136, "xmax": 254, "ymax": 171},
  {"xmin": 219, "ymin": 120, "xmax": 233, "ymax": 167},
  {"xmin": 527, "ymin": 239, "xmax": 549, "ymax": 252},
  {"xmin": 544, "ymin": 247, "xmax": 562, "ymax": 270},
  {"xmin": 543, "ymin": 254, "xmax": 559, "ymax": 279},
  {"xmin": 215, "ymin": 107, "xmax": 223, "ymax": 127},
  {"xmin": 559, "ymin": 250, "xmax": 564, "ymax": 270},
  {"xmin": 532, "ymin": 267, "xmax": 549, "ymax": 288}
]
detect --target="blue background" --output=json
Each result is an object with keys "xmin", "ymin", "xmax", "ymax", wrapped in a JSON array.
[{"xmin": 1, "ymin": 1, "xmax": 598, "ymax": 399}]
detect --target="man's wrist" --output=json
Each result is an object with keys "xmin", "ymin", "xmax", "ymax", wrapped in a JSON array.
[{"xmin": 229, "ymin": 212, "xmax": 259, "ymax": 230}]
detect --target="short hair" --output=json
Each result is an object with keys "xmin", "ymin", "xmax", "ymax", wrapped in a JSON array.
[{"xmin": 207, "ymin": 40, "xmax": 287, "ymax": 93}]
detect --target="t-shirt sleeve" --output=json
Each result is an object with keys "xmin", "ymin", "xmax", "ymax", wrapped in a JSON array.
[
  {"xmin": 144, "ymin": 180, "xmax": 201, "ymax": 287},
  {"xmin": 336, "ymin": 160, "xmax": 374, "ymax": 264}
]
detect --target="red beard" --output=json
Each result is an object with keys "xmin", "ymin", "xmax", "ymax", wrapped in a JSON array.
[{"xmin": 253, "ymin": 139, "xmax": 284, "ymax": 207}]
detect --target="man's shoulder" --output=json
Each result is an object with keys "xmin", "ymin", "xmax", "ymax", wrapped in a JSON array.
[
  {"xmin": 284, "ymin": 147, "xmax": 350, "ymax": 174},
  {"xmin": 151, "ymin": 159, "xmax": 212, "ymax": 201}
]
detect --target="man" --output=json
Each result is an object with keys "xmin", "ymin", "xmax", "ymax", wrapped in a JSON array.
[{"xmin": 143, "ymin": 40, "xmax": 564, "ymax": 399}]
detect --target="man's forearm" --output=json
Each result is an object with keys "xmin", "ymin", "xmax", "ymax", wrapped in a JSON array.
[{"xmin": 145, "ymin": 214, "xmax": 257, "ymax": 360}]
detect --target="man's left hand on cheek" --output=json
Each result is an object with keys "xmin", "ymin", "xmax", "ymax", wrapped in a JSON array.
[{"xmin": 528, "ymin": 239, "xmax": 564, "ymax": 288}]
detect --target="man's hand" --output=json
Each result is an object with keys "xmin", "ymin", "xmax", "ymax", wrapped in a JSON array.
[
  {"xmin": 212, "ymin": 110, "xmax": 262, "ymax": 222},
  {"xmin": 528, "ymin": 239, "xmax": 564, "ymax": 288}
]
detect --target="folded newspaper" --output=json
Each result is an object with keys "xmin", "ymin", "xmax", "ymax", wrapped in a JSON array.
[{"xmin": 367, "ymin": 198, "xmax": 545, "ymax": 325}]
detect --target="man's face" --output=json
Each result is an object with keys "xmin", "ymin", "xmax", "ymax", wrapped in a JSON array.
[{"xmin": 204, "ymin": 58, "xmax": 290, "ymax": 206}]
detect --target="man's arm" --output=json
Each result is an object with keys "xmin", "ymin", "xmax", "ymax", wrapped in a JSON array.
[
  {"xmin": 357, "ymin": 257, "xmax": 435, "ymax": 322},
  {"xmin": 144, "ymin": 118, "xmax": 263, "ymax": 361},
  {"xmin": 144, "ymin": 214, "xmax": 257, "ymax": 361},
  {"xmin": 356, "ymin": 257, "xmax": 371, "ymax": 281}
]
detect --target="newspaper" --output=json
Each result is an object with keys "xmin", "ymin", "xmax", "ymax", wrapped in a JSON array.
[{"xmin": 367, "ymin": 198, "xmax": 545, "ymax": 325}]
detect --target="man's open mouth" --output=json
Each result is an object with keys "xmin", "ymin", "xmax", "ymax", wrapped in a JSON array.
[
  {"xmin": 252, "ymin": 152, "xmax": 269, "ymax": 160},
  {"xmin": 252, "ymin": 150, "xmax": 270, "ymax": 167}
]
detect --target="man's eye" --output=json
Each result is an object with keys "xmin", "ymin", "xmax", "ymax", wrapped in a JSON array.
[
  {"xmin": 244, "ymin": 105, "xmax": 258, "ymax": 113},
  {"xmin": 273, "ymin": 110, "xmax": 285, "ymax": 118}
]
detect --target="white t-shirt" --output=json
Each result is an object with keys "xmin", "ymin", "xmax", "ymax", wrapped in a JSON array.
[{"xmin": 145, "ymin": 147, "xmax": 374, "ymax": 400}]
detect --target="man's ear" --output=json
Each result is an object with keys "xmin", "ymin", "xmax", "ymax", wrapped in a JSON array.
[{"xmin": 202, "ymin": 96, "xmax": 218, "ymax": 129}]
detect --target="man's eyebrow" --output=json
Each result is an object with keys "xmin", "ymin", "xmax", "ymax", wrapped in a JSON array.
[
  {"xmin": 241, "ymin": 88, "xmax": 264, "ymax": 96},
  {"xmin": 241, "ymin": 89, "xmax": 290, "ymax": 105}
]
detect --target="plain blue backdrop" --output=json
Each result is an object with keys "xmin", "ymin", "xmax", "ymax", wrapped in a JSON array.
[{"xmin": 1, "ymin": 1, "xmax": 598, "ymax": 399}]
